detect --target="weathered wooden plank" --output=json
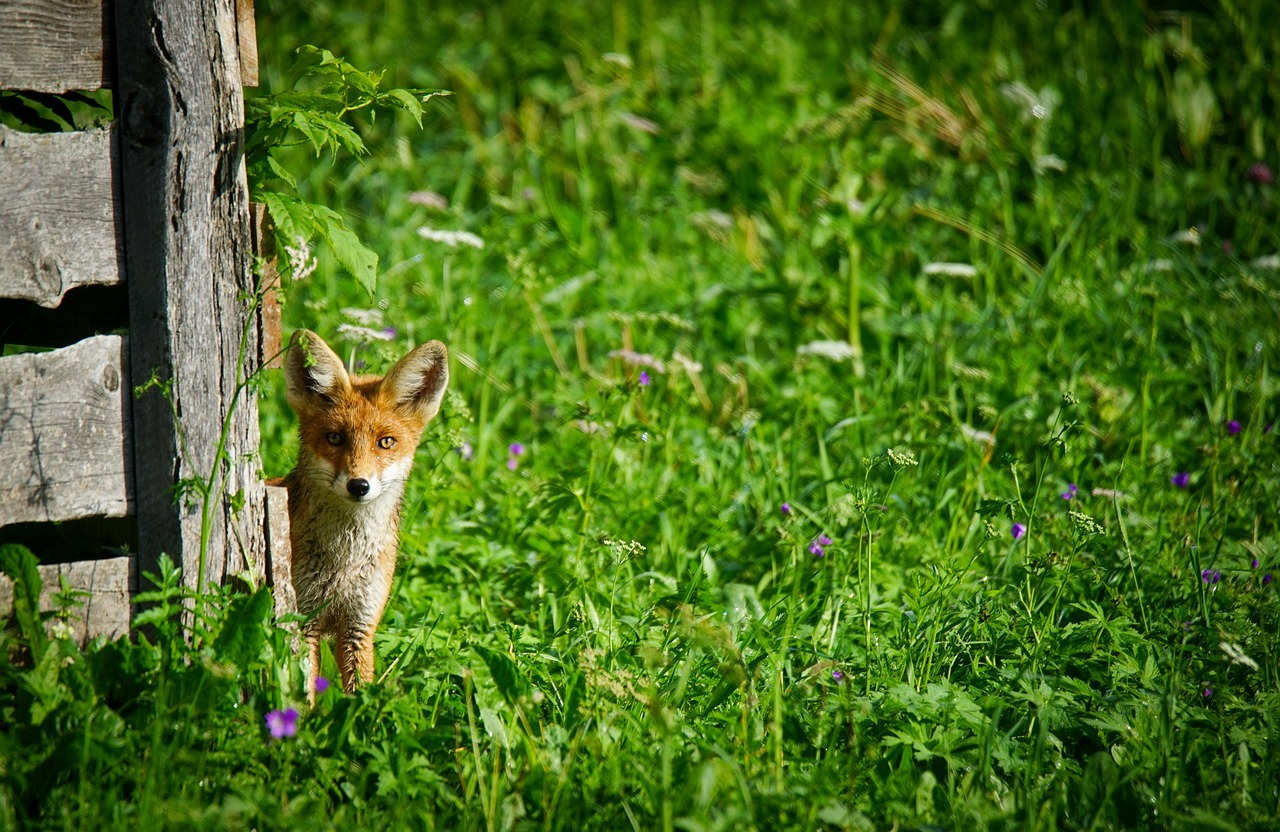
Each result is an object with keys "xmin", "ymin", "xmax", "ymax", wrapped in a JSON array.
[
  {"xmin": 0, "ymin": 0, "xmax": 114, "ymax": 93},
  {"xmin": 114, "ymin": 0, "xmax": 265, "ymax": 593},
  {"xmin": 0, "ymin": 125, "xmax": 122, "ymax": 309},
  {"xmin": 0, "ymin": 335, "xmax": 132, "ymax": 526},
  {"xmin": 249, "ymin": 203, "xmax": 284, "ymax": 368},
  {"xmin": 235, "ymin": 0, "xmax": 259, "ymax": 87},
  {"xmin": 0, "ymin": 555, "xmax": 134, "ymax": 644},
  {"xmin": 264, "ymin": 485, "xmax": 296, "ymax": 619}
]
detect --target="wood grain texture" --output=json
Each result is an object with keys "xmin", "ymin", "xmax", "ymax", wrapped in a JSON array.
[
  {"xmin": 0, "ymin": 335, "xmax": 132, "ymax": 526},
  {"xmin": 264, "ymin": 484, "xmax": 296, "ymax": 619},
  {"xmin": 0, "ymin": 555, "xmax": 134, "ymax": 644},
  {"xmin": 113, "ymin": 0, "xmax": 265, "ymax": 592},
  {"xmin": 0, "ymin": 126, "xmax": 123, "ymax": 308},
  {"xmin": 250, "ymin": 203, "xmax": 284, "ymax": 368},
  {"xmin": 0, "ymin": 0, "xmax": 114, "ymax": 93},
  {"xmin": 235, "ymin": 0, "xmax": 259, "ymax": 87}
]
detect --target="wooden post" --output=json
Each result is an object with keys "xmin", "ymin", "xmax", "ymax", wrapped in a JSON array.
[{"xmin": 112, "ymin": 0, "xmax": 267, "ymax": 591}]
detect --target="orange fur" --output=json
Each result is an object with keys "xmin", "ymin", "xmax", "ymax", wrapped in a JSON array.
[{"xmin": 281, "ymin": 329, "xmax": 448, "ymax": 700}]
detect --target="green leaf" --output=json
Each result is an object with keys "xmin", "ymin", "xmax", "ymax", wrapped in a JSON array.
[
  {"xmin": 0, "ymin": 543, "xmax": 46, "ymax": 661},
  {"xmin": 386, "ymin": 89, "xmax": 423, "ymax": 127},
  {"xmin": 314, "ymin": 209, "xmax": 378, "ymax": 294},
  {"xmin": 211, "ymin": 588, "xmax": 273, "ymax": 670},
  {"xmin": 266, "ymin": 152, "xmax": 298, "ymax": 189},
  {"xmin": 473, "ymin": 644, "xmax": 529, "ymax": 706},
  {"xmin": 258, "ymin": 191, "xmax": 317, "ymax": 252},
  {"xmin": 292, "ymin": 111, "xmax": 330, "ymax": 154},
  {"xmin": 308, "ymin": 111, "xmax": 366, "ymax": 156}
]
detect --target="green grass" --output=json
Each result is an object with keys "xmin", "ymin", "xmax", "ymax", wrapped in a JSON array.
[{"xmin": 4, "ymin": 1, "xmax": 1280, "ymax": 829}]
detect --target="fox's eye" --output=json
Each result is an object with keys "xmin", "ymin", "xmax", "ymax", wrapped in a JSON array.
[
  {"xmin": 378, "ymin": 436, "xmax": 396, "ymax": 450},
  {"xmin": 326, "ymin": 432, "xmax": 344, "ymax": 446}
]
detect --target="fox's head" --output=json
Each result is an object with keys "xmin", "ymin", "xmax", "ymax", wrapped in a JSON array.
[{"xmin": 284, "ymin": 329, "xmax": 449, "ymax": 504}]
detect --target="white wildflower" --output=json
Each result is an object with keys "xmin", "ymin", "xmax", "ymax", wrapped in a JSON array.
[
  {"xmin": 407, "ymin": 190, "xmax": 449, "ymax": 211},
  {"xmin": 959, "ymin": 424, "xmax": 996, "ymax": 448},
  {"xmin": 607, "ymin": 350, "xmax": 666, "ymax": 372},
  {"xmin": 886, "ymin": 448, "xmax": 918, "ymax": 471},
  {"xmin": 1220, "ymin": 641, "xmax": 1259, "ymax": 671},
  {"xmin": 690, "ymin": 210, "xmax": 734, "ymax": 229},
  {"xmin": 573, "ymin": 420, "xmax": 609, "ymax": 436},
  {"xmin": 797, "ymin": 340, "xmax": 857, "ymax": 362},
  {"xmin": 283, "ymin": 236, "xmax": 317, "ymax": 281},
  {"xmin": 950, "ymin": 362, "xmax": 991, "ymax": 380},
  {"xmin": 671, "ymin": 352, "xmax": 704, "ymax": 374},
  {"xmin": 601, "ymin": 52, "xmax": 633, "ymax": 69},
  {"xmin": 1068, "ymin": 510, "xmax": 1105, "ymax": 537},
  {"xmin": 336, "ymin": 323, "xmax": 395, "ymax": 344},
  {"xmin": 1035, "ymin": 154, "xmax": 1067, "ymax": 173},
  {"xmin": 1169, "ymin": 227, "xmax": 1201, "ymax": 246},
  {"xmin": 602, "ymin": 537, "xmax": 646, "ymax": 563},
  {"xmin": 1250, "ymin": 254, "xmax": 1280, "ymax": 270},
  {"xmin": 923, "ymin": 262, "xmax": 978, "ymax": 278},
  {"xmin": 418, "ymin": 227, "xmax": 485, "ymax": 249},
  {"xmin": 619, "ymin": 113, "xmax": 660, "ymax": 135},
  {"xmin": 341, "ymin": 307, "xmax": 384, "ymax": 326}
]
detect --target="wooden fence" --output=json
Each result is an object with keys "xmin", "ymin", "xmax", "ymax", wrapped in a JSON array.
[{"xmin": 0, "ymin": 0, "xmax": 291, "ymax": 642}]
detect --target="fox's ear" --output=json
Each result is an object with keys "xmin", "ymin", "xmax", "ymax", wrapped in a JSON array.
[
  {"xmin": 380, "ymin": 340, "xmax": 449, "ymax": 427},
  {"xmin": 285, "ymin": 330, "xmax": 351, "ymax": 411}
]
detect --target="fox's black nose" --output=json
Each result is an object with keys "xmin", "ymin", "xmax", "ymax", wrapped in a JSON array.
[{"xmin": 347, "ymin": 478, "xmax": 371, "ymax": 498}]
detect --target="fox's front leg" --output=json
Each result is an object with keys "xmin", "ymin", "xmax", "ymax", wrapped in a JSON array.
[
  {"xmin": 305, "ymin": 631, "xmax": 322, "ymax": 706},
  {"xmin": 337, "ymin": 629, "xmax": 376, "ymax": 693}
]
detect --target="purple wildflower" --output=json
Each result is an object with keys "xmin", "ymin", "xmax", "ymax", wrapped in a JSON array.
[
  {"xmin": 265, "ymin": 708, "xmax": 299, "ymax": 739},
  {"xmin": 817, "ymin": 535, "xmax": 833, "ymax": 546},
  {"xmin": 1201, "ymin": 569, "xmax": 1220, "ymax": 585},
  {"xmin": 808, "ymin": 535, "xmax": 832, "ymax": 557},
  {"xmin": 1227, "ymin": 420, "xmax": 1241, "ymax": 435},
  {"xmin": 1203, "ymin": 685, "xmax": 1214, "ymax": 698},
  {"xmin": 1011, "ymin": 523, "xmax": 1027, "ymax": 540},
  {"xmin": 1060, "ymin": 483, "xmax": 1078, "ymax": 501},
  {"xmin": 1182, "ymin": 620, "xmax": 1192, "ymax": 633},
  {"xmin": 509, "ymin": 443, "xmax": 525, "ymax": 457},
  {"xmin": 1247, "ymin": 163, "xmax": 1274, "ymax": 185},
  {"xmin": 315, "ymin": 677, "xmax": 330, "ymax": 694},
  {"xmin": 638, "ymin": 370, "xmax": 651, "ymax": 387},
  {"xmin": 831, "ymin": 669, "xmax": 845, "ymax": 684},
  {"xmin": 1265, "ymin": 574, "xmax": 1274, "ymax": 586},
  {"xmin": 456, "ymin": 442, "xmax": 473, "ymax": 461},
  {"xmin": 780, "ymin": 502, "xmax": 791, "ymax": 516},
  {"xmin": 1252, "ymin": 558, "xmax": 1259, "ymax": 570},
  {"xmin": 382, "ymin": 326, "xmax": 398, "ymax": 340},
  {"xmin": 1171, "ymin": 472, "xmax": 1190, "ymax": 488},
  {"xmin": 507, "ymin": 458, "xmax": 518, "ymax": 471}
]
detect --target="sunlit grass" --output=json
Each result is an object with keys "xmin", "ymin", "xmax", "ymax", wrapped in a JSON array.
[{"xmin": 3, "ymin": 1, "xmax": 1280, "ymax": 830}]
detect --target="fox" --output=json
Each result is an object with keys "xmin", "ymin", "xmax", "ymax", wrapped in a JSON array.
[{"xmin": 278, "ymin": 329, "xmax": 449, "ymax": 698}]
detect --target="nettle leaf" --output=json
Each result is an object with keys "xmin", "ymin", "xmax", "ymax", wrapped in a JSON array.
[
  {"xmin": 385, "ymin": 89, "xmax": 424, "ymax": 126},
  {"xmin": 259, "ymin": 191, "xmax": 317, "ymax": 250},
  {"xmin": 292, "ymin": 110, "xmax": 332, "ymax": 155},
  {"xmin": 211, "ymin": 587, "xmax": 273, "ymax": 671},
  {"xmin": 265, "ymin": 152, "xmax": 297, "ymax": 189},
  {"xmin": 473, "ymin": 644, "xmax": 530, "ymax": 706},
  {"xmin": 0, "ymin": 543, "xmax": 45, "ymax": 661},
  {"xmin": 313, "ymin": 205, "xmax": 378, "ymax": 294},
  {"xmin": 308, "ymin": 111, "xmax": 366, "ymax": 156}
]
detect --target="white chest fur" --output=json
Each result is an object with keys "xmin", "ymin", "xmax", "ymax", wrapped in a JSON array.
[{"xmin": 289, "ymin": 482, "xmax": 404, "ymax": 635}]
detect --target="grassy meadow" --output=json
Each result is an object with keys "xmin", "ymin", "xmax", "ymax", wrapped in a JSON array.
[{"xmin": 4, "ymin": 1, "xmax": 1280, "ymax": 829}]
